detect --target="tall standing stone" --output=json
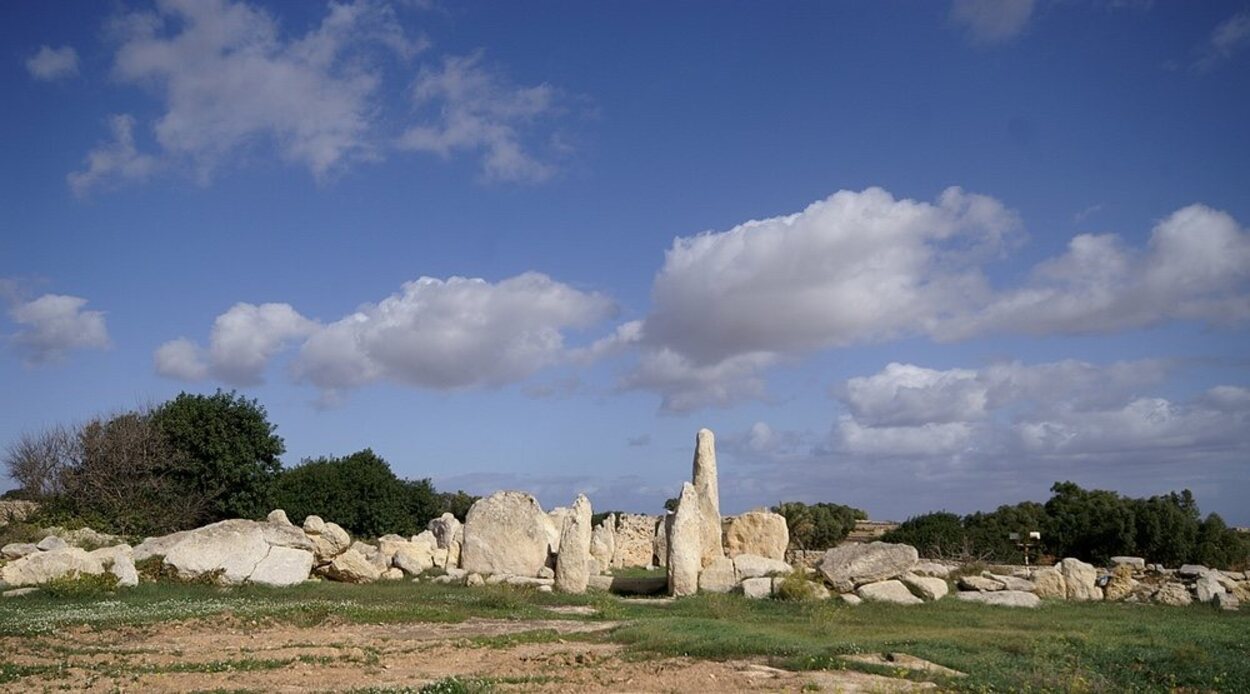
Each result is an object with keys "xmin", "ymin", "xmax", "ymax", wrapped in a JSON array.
[
  {"xmin": 691, "ymin": 428, "xmax": 724, "ymax": 567},
  {"xmin": 590, "ymin": 514, "xmax": 616, "ymax": 569},
  {"xmin": 666, "ymin": 482, "xmax": 703, "ymax": 596},
  {"xmin": 555, "ymin": 494, "xmax": 593, "ymax": 594}
]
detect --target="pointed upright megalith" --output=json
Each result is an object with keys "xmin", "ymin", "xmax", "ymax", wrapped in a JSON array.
[
  {"xmin": 555, "ymin": 494, "xmax": 593, "ymax": 594},
  {"xmin": 666, "ymin": 482, "xmax": 703, "ymax": 596},
  {"xmin": 691, "ymin": 428, "xmax": 724, "ymax": 567}
]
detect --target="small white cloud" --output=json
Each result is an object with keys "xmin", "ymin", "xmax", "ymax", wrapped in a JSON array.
[
  {"xmin": 67, "ymin": 114, "xmax": 160, "ymax": 196},
  {"xmin": 25, "ymin": 45, "xmax": 79, "ymax": 81},
  {"xmin": 621, "ymin": 349, "xmax": 776, "ymax": 413},
  {"xmin": 8, "ymin": 294, "xmax": 110, "ymax": 364},
  {"xmin": 155, "ymin": 303, "xmax": 318, "ymax": 385},
  {"xmin": 397, "ymin": 52, "xmax": 563, "ymax": 182},
  {"xmin": 1195, "ymin": 11, "xmax": 1250, "ymax": 72},
  {"xmin": 950, "ymin": 0, "xmax": 1035, "ymax": 44}
]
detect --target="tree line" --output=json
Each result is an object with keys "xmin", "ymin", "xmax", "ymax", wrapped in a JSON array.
[
  {"xmin": 881, "ymin": 481, "xmax": 1250, "ymax": 569},
  {"xmin": 2, "ymin": 391, "xmax": 477, "ymax": 539}
]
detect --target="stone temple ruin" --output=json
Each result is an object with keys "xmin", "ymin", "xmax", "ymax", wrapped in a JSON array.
[{"xmin": 2, "ymin": 428, "xmax": 1247, "ymax": 610}]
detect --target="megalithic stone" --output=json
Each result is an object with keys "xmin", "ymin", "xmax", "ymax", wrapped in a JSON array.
[
  {"xmin": 666, "ymin": 482, "xmax": 703, "ymax": 596},
  {"xmin": 555, "ymin": 494, "xmax": 592, "ymax": 594},
  {"xmin": 691, "ymin": 428, "xmax": 724, "ymax": 567}
]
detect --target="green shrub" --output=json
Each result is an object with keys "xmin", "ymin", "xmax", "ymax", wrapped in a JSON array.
[
  {"xmin": 774, "ymin": 569, "xmax": 818, "ymax": 601},
  {"xmin": 39, "ymin": 571, "xmax": 119, "ymax": 599}
]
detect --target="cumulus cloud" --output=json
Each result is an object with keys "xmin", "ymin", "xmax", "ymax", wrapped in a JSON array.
[
  {"xmin": 156, "ymin": 273, "xmax": 614, "ymax": 395},
  {"xmin": 67, "ymin": 114, "xmax": 161, "ymax": 196},
  {"xmin": 7, "ymin": 294, "xmax": 110, "ymax": 364},
  {"xmin": 619, "ymin": 188, "xmax": 1249, "ymax": 411},
  {"xmin": 1195, "ymin": 11, "xmax": 1250, "ymax": 72},
  {"xmin": 397, "ymin": 52, "xmax": 563, "ymax": 182},
  {"xmin": 295, "ymin": 273, "xmax": 613, "ymax": 391},
  {"xmin": 938, "ymin": 204, "xmax": 1250, "ymax": 339},
  {"xmin": 25, "ymin": 45, "xmax": 79, "ymax": 80},
  {"xmin": 155, "ymin": 302, "xmax": 318, "ymax": 385},
  {"xmin": 950, "ymin": 0, "xmax": 1035, "ymax": 44}
]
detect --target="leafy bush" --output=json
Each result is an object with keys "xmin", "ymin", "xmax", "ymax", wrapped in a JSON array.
[
  {"xmin": 774, "ymin": 569, "xmax": 818, "ymax": 601},
  {"xmin": 772, "ymin": 501, "xmax": 867, "ymax": 551},
  {"xmin": 273, "ymin": 449, "xmax": 439, "ymax": 537},
  {"xmin": 39, "ymin": 571, "xmax": 119, "ymax": 599}
]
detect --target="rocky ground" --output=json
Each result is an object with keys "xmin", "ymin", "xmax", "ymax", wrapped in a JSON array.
[{"xmin": 0, "ymin": 614, "xmax": 937, "ymax": 693}]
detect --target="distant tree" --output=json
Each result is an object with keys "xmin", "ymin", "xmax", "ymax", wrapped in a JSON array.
[
  {"xmin": 273, "ymin": 449, "xmax": 438, "ymax": 537},
  {"xmin": 964, "ymin": 501, "xmax": 1049, "ymax": 563},
  {"xmin": 55, "ymin": 410, "xmax": 207, "ymax": 536},
  {"xmin": 882, "ymin": 512, "xmax": 969, "ymax": 559},
  {"xmin": 436, "ymin": 490, "xmax": 480, "ymax": 522},
  {"xmin": 3, "ymin": 424, "xmax": 79, "ymax": 498},
  {"xmin": 592, "ymin": 511, "xmax": 624, "ymax": 528},
  {"xmin": 1131, "ymin": 491, "xmax": 1200, "ymax": 567},
  {"xmin": 773, "ymin": 501, "xmax": 867, "ymax": 551},
  {"xmin": 152, "ymin": 390, "xmax": 284, "ymax": 522},
  {"xmin": 1043, "ymin": 481, "xmax": 1136, "ymax": 564},
  {"xmin": 663, "ymin": 496, "xmax": 679, "ymax": 513}
]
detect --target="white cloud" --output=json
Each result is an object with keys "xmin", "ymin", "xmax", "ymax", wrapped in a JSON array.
[
  {"xmin": 155, "ymin": 302, "xmax": 318, "ymax": 385},
  {"xmin": 7, "ymin": 294, "xmax": 110, "ymax": 364},
  {"xmin": 950, "ymin": 0, "xmax": 1035, "ymax": 44},
  {"xmin": 621, "ymin": 349, "xmax": 776, "ymax": 413},
  {"xmin": 397, "ymin": 52, "xmax": 562, "ymax": 182},
  {"xmin": 25, "ymin": 45, "xmax": 79, "ymax": 80},
  {"xmin": 296, "ymin": 273, "xmax": 613, "ymax": 391},
  {"xmin": 67, "ymin": 114, "xmax": 160, "ymax": 196},
  {"xmin": 939, "ymin": 204, "xmax": 1250, "ymax": 338},
  {"xmin": 1195, "ymin": 11, "xmax": 1250, "ymax": 72},
  {"xmin": 85, "ymin": 0, "xmax": 416, "ymax": 188}
]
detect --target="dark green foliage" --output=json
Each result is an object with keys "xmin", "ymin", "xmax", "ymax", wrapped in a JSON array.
[
  {"xmin": 883, "ymin": 482, "xmax": 1250, "ymax": 569},
  {"xmin": 591, "ymin": 510, "xmax": 624, "ymax": 527},
  {"xmin": 273, "ymin": 449, "xmax": 439, "ymax": 537},
  {"xmin": 772, "ymin": 501, "xmax": 867, "ymax": 551},
  {"xmin": 436, "ymin": 490, "xmax": 479, "ymax": 522},
  {"xmin": 152, "ymin": 390, "xmax": 284, "ymax": 522}
]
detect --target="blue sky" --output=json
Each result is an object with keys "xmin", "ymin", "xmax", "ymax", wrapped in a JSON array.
[{"xmin": 2, "ymin": 0, "xmax": 1248, "ymax": 524}]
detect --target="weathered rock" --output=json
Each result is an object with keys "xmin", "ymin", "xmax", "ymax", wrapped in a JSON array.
[
  {"xmin": 132, "ymin": 531, "xmax": 192, "ymax": 563},
  {"xmin": 1031, "ymin": 566, "xmax": 1066, "ymax": 599},
  {"xmin": 1195, "ymin": 574, "xmax": 1227, "ymax": 603},
  {"xmin": 958, "ymin": 575, "xmax": 1005, "ymax": 592},
  {"xmin": 742, "ymin": 576, "xmax": 773, "ymax": 599},
  {"xmin": 652, "ymin": 514, "xmax": 669, "ymax": 568},
  {"xmin": 381, "ymin": 567, "xmax": 404, "ymax": 580},
  {"xmin": 690, "ymin": 428, "xmax": 724, "ymax": 567},
  {"xmin": 555, "ymin": 494, "xmax": 593, "ymax": 594},
  {"xmin": 666, "ymin": 482, "xmax": 702, "ymax": 597},
  {"xmin": 989, "ymin": 574, "xmax": 1035, "ymax": 592},
  {"xmin": 1232, "ymin": 582, "xmax": 1250, "ymax": 603},
  {"xmin": 90, "ymin": 545, "xmax": 139, "ymax": 588},
  {"xmin": 1, "ymin": 543, "xmax": 39, "ymax": 560},
  {"xmin": 857, "ymin": 580, "xmax": 923, "ymax": 605},
  {"xmin": 36, "ymin": 536, "xmax": 68, "ymax": 552},
  {"xmin": 612, "ymin": 514, "xmax": 659, "ymax": 568},
  {"xmin": 956, "ymin": 590, "xmax": 1041, "ymax": 608},
  {"xmin": 1154, "ymin": 582, "xmax": 1192, "ymax": 606},
  {"xmin": 698, "ymin": 556, "xmax": 737, "ymax": 594},
  {"xmin": 1178, "ymin": 564, "xmax": 1209, "ymax": 578},
  {"xmin": 911, "ymin": 562, "xmax": 952, "ymax": 578},
  {"xmin": 376, "ymin": 534, "xmax": 410, "ymax": 566},
  {"xmin": 0, "ymin": 547, "xmax": 106, "ymax": 587},
  {"xmin": 311, "ymin": 523, "xmax": 352, "ymax": 563},
  {"xmin": 302, "ymin": 515, "xmax": 327, "ymax": 534},
  {"xmin": 1110, "ymin": 556, "xmax": 1145, "ymax": 570},
  {"xmin": 1061, "ymin": 558, "xmax": 1102, "ymax": 601},
  {"xmin": 840, "ymin": 593, "xmax": 863, "ymax": 605},
  {"xmin": 260, "ymin": 521, "xmax": 316, "ymax": 552},
  {"xmin": 1214, "ymin": 592, "xmax": 1240, "ymax": 611},
  {"xmin": 545, "ymin": 508, "xmax": 569, "ymax": 555},
  {"xmin": 324, "ymin": 549, "xmax": 380, "ymax": 584},
  {"xmin": 537, "ymin": 565, "xmax": 555, "ymax": 579},
  {"xmin": 163, "ymin": 520, "xmax": 271, "ymax": 585},
  {"xmin": 465, "ymin": 573, "xmax": 485, "ymax": 587},
  {"xmin": 267, "ymin": 509, "xmax": 292, "ymax": 526},
  {"xmin": 43, "ymin": 526, "xmax": 122, "ymax": 548},
  {"xmin": 590, "ymin": 516, "xmax": 616, "ymax": 570},
  {"xmin": 901, "ymin": 573, "xmax": 949, "ymax": 601},
  {"xmin": 1103, "ymin": 565, "xmax": 1137, "ymax": 602},
  {"xmin": 2, "ymin": 588, "xmax": 39, "ymax": 598},
  {"xmin": 722, "ymin": 511, "xmax": 789, "ymax": 562},
  {"xmin": 503, "ymin": 575, "xmax": 555, "ymax": 588},
  {"xmin": 818, "ymin": 542, "xmax": 918, "ymax": 593},
  {"xmin": 461, "ymin": 491, "xmax": 552, "ymax": 578},
  {"xmin": 394, "ymin": 543, "xmax": 435, "ymax": 576},
  {"xmin": 427, "ymin": 513, "xmax": 462, "ymax": 550},
  {"xmin": 733, "ymin": 553, "xmax": 792, "ymax": 580},
  {"xmin": 250, "ymin": 546, "xmax": 314, "ymax": 587}
]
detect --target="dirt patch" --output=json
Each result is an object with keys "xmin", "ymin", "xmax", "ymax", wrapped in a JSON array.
[{"xmin": 0, "ymin": 617, "xmax": 935, "ymax": 692}]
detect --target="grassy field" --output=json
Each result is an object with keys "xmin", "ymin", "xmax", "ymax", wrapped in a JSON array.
[{"xmin": 1, "ymin": 580, "xmax": 1247, "ymax": 692}]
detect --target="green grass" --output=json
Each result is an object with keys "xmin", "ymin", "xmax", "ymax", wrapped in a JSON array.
[{"xmin": 1, "ymin": 580, "xmax": 1247, "ymax": 691}]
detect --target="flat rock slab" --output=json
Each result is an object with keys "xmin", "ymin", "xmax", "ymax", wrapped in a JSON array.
[
  {"xmin": 842, "ymin": 653, "xmax": 966, "ymax": 678},
  {"xmin": 955, "ymin": 590, "xmax": 1041, "ymax": 608}
]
